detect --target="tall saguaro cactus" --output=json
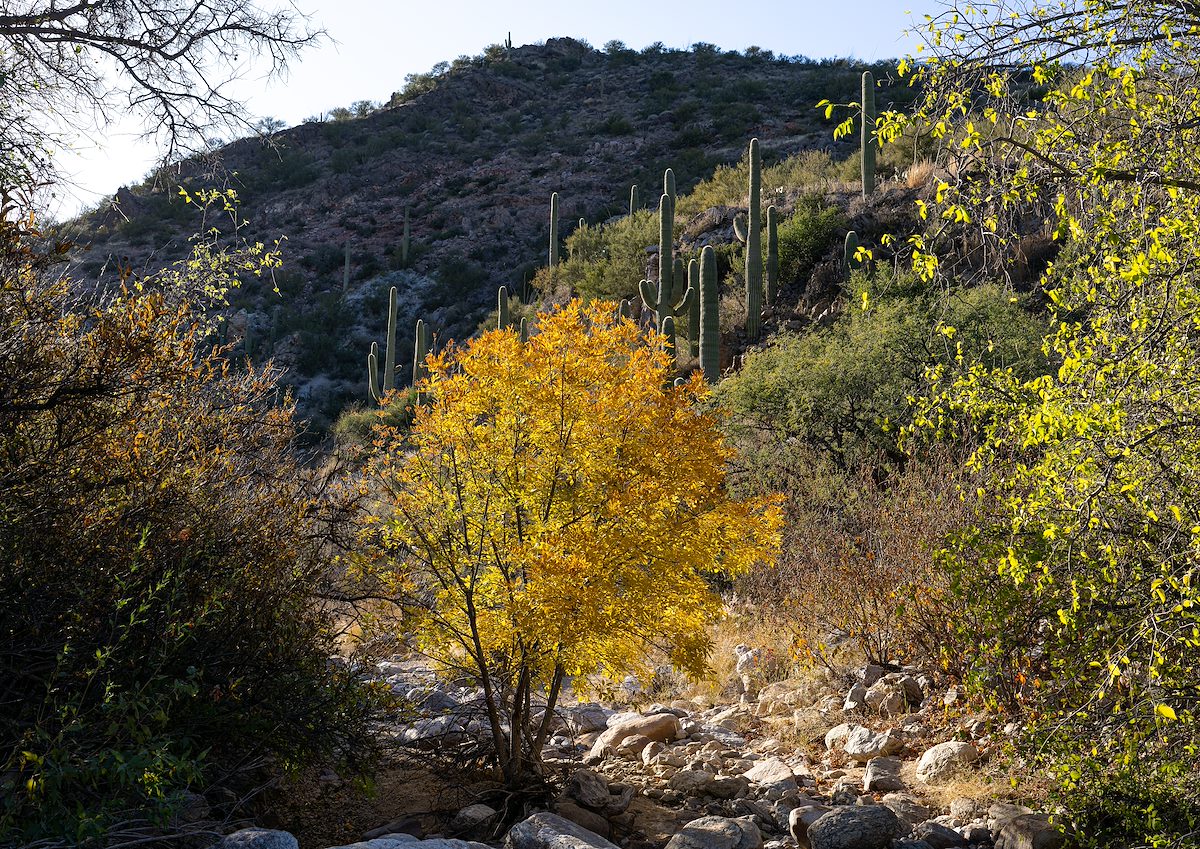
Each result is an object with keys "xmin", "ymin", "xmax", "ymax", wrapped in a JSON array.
[
  {"xmin": 687, "ymin": 258, "xmax": 700, "ymax": 357},
  {"xmin": 861, "ymin": 71, "xmax": 876, "ymax": 198},
  {"xmin": 745, "ymin": 138, "xmax": 763, "ymax": 341},
  {"xmin": 413, "ymin": 319, "xmax": 431, "ymax": 389},
  {"xmin": 629, "ymin": 185, "xmax": 639, "ymax": 217},
  {"xmin": 641, "ymin": 192, "xmax": 695, "ymax": 332},
  {"xmin": 367, "ymin": 286, "xmax": 399, "ymax": 403},
  {"xmin": 498, "ymin": 286, "xmax": 511, "ymax": 330},
  {"xmin": 699, "ymin": 246, "xmax": 720, "ymax": 383},
  {"xmin": 663, "ymin": 168, "xmax": 676, "ymax": 206},
  {"xmin": 342, "ymin": 241, "xmax": 351, "ymax": 297},
  {"xmin": 548, "ymin": 192, "xmax": 560, "ymax": 268},
  {"xmin": 766, "ymin": 205, "xmax": 779, "ymax": 303}
]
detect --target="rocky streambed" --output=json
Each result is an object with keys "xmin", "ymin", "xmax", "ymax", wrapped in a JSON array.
[{"xmin": 212, "ymin": 659, "xmax": 1065, "ymax": 849}]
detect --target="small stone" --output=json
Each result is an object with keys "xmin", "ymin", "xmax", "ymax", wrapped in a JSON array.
[{"xmin": 881, "ymin": 793, "xmax": 931, "ymax": 826}]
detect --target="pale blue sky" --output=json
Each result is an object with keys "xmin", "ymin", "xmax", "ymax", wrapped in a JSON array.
[{"xmin": 51, "ymin": 1, "xmax": 941, "ymax": 218}]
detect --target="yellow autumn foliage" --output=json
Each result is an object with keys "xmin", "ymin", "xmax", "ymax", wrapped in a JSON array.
[{"xmin": 360, "ymin": 299, "xmax": 781, "ymax": 779}]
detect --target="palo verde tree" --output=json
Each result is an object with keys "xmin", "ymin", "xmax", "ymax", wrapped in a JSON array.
[
  {"xmin": 888, "ymin": 2, "xmax": 1200, "ymax": 843},
  {"xmin": 0, "ymin": 0, "xmax": 321, "ymax": 190},
  {"xmin": 359, "ymin": 300, "xmax": 781, "ymax": 785}
]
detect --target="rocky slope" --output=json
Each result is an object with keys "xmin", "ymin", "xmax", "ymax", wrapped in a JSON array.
[{"xmin": 66, "ymin": 39, "xmax": 907, "ymax": 428}]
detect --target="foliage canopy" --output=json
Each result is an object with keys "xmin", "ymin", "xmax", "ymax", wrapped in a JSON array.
[{"xmin": 360, "ymin": 300, "xmax": 781, "ymax": 784}]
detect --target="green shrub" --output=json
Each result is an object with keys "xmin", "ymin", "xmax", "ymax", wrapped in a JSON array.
[
  {"xmin": 716, "ymin": 281, "xmax": 1046, "ymax": 468},
  {"xmin": 0, "ymin": 215, "xmax": 380, "ymax": 844},
  {"xmin": 536, "ymin": 211, "xmax": 657, "ymax": 302},
  {"xmin": 776, "ymin": 196, "xmax": 844, "ymax": 284}
]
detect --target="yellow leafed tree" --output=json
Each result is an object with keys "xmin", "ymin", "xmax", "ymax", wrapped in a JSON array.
[{"xmin": 360, "ymin": 299, "xmax": 781, "ymax": 783}]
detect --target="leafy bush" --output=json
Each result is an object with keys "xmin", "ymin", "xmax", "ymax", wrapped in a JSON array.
[
  {"xmin": 717, "ymin": 282, "xmax": 1046, "ymax": 468},
  {"xmin": 0, "ymin": 211, "xmax": 378, "ymax": 844},
  {"xmin": 535, "ymin": 211, "xmax": 658, "ymax": 302},
  {"xmin": 775, "ymin": 196, "xmax": 844, "ymax": 284}
]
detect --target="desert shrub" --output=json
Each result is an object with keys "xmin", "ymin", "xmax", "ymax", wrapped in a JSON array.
[
  {"xmin": 536, "ymin": 211, "xmax": 657, "ymax": 302},
  {"xmin": 716, "ymin": 281, "xmax": 1046, "ymax": 468},
  {"xmin": 727, "ymin": 441, "xmax": 968, "ymax": 667},
  {"xmin": 333, "ymin": 390, "xmax": 420, "ymax": 448},
  {"xmin": 775, "ymin": 196, "xmax": 844, "ymax": 284},
  {"xmin": 0, "ymin": 211, "xmax": 378, "ymax": 844}
]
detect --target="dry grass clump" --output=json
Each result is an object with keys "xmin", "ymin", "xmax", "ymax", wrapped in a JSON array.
[{"xmin": 905, "ymin": 159, "xmax": 939, "ymax": 190}]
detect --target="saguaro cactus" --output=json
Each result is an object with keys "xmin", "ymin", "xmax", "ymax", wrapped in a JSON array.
[
  {"xmin": 519, "ymin": 317, "xmax": 529, "ymax": 343},
  {"xmin": 367, "ymin": 342, "xmax": 381, "ymax": 402},
  {"xmin": 699, "ymin": 246, "xmax": 720, "ymax": 383},
  {"xmin": 662, "ymin": 314, "xmax": 676, "ymax": 364},
  {"xmin": 861, "ymin": 71, "xmax": 876, "ymax": 198},
  {"xmin": 663, "ymin": 168, "xmax": 676, "ymax": 206},
  {"xmin": 629, "ymin": 185, "xmax": 639, "ymax": 217},
  {"xmin": 687, "ymin": 258, "xmax": 700, "ymax": 357},
  {"xmin": 342, "ymin": 241, "xmax": 351, "ymax": 296},
  {"xmin": 413, "ymin": 318, "xmax": 431, "ymax": 396},
  {"xmin": 498, "ymin": 285, "xmax": 511, "ymax": 330},
  {"xmin": 844, "ymin": 230, "xmax": 861, "ymax": 272},
  {"xmin": 549, "ymin": 192, "xmax": 560, "ymax": 268},
  {"xmin": 618, "ymin": 298, "xmax": 632, "ymax": 320},
  {"xmin": 766, "ymin": 205, "xmax": 779, "ymax": 303},
  {"xmin": 640, "ymin": 193, "xmax": 695, "ymax": 331},
  {"xmin": 367, "ymin": 286, "xmax": 399, "ymax": 403},
  {"xmin": 745, "ymin": 138, "xmax": 763, "ymax": 341}
]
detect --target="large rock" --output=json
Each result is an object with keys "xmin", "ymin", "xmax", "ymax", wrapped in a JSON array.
[
  {"xmin": 864, "ymin": 681, "xmax": 906, "ymax": 717},
  {"xmin": 807, "ymin": 806, "xmax": 907, "ymax": 849},
  {"xmin": 912, "ymin": 822, "xmax": 967, "ymax": 849},
  {"xmin": 595, "ymin": 713, "xmax": 681, "ymax": 750},
  {"xmin": 664, "ymin": 816, "xmax": 762, "ymax": 849},
  {"xmin": 742, "ymin": 757, "xmax": 798, "ymax": 792},
  {"xmin": 915, "ymin": 742, "xmax": 979, "ymax": 783},
  {"xmin": 669, "ymin": 769, "xmax": 718, "ymax": 794},
  {"xmin": 327, "ymin": 838, "xmax": 491, "ymax": 849},
  {"xmin": 824, "ymin": 723, "xmax": 856, "ymax": 750},
  {"xmin": 881, "ymin": 793, "xmax": 931, "ymax": 826},
  {"xmin": 788, "ymin": 806, "xmax": 831, "ymax": 847},
  {"xmin": 505, "ymin": 812, "xmax": 619, "ymax": 849},
  {"xmin": 449, "ymin": 804, "xmax": 498, "ymax": 838},
  {"xmin": 214, "ymin": 830, "xmax": 298, "ymax": 849},
  {"xmin": 863, "ymin": 757, "xmax": 904, "ymax": 792},
  {"xmin": 567, "ymin": 769, "xmax": 612, "ymax": 810},
  {"xmin": 843, "ymin": 726, "xmax": 902, "ymax": 762},
  {"xmin": 994, "ymin": 814, "xmax": 1066, "ymax": 849},
  {"xmin": 553, "ymin": 802, "xmax": 612, "ymax": 839},
  {"xmin": 566, "ymin": 704, "xmax": 613, "ymax": 733}
]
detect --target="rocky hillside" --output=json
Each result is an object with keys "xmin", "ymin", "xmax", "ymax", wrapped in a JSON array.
[{"xmin": 67, "ymin": 39, "xmax": 909, "ymax": 429}]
